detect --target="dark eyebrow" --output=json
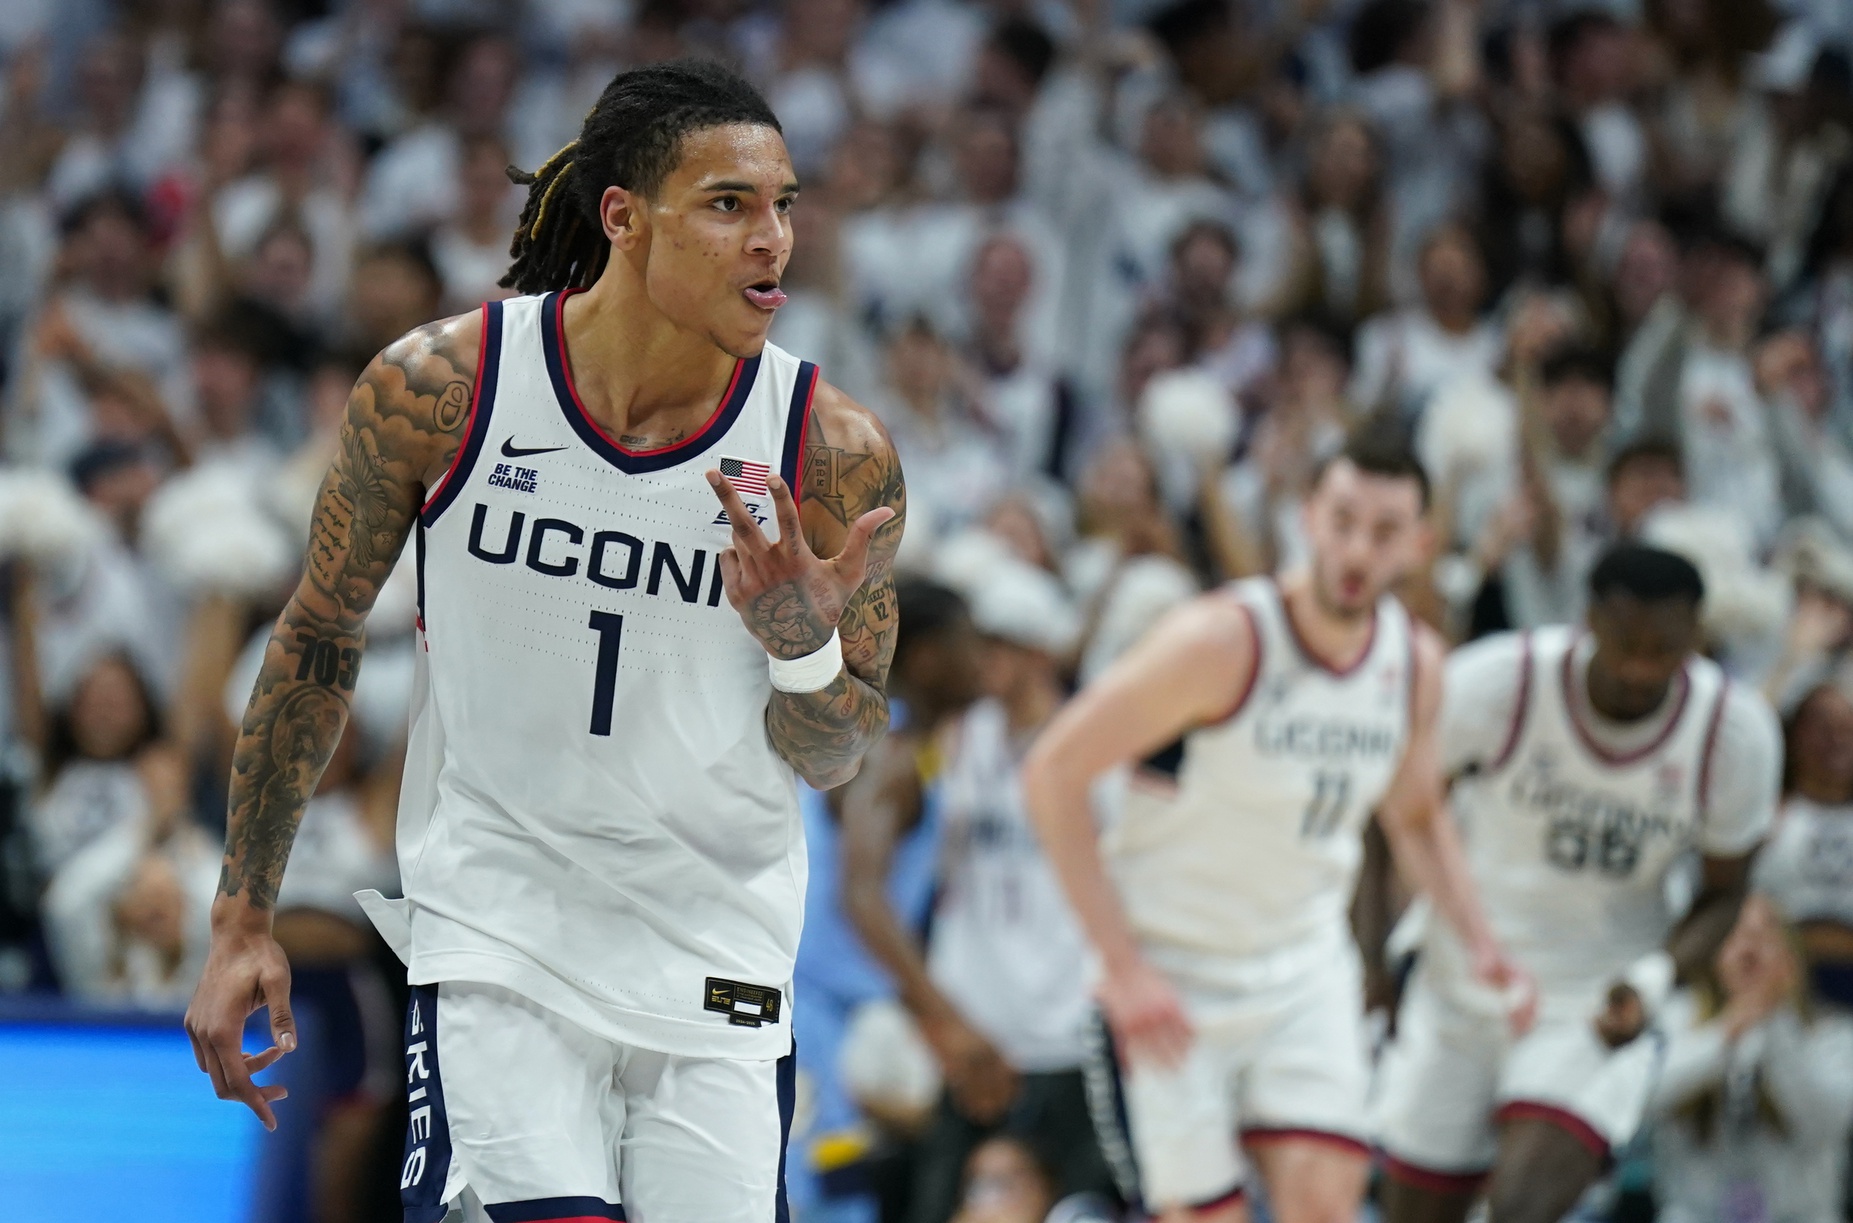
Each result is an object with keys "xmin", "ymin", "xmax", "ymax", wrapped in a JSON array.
[{"xmin": 702, "ymin": 180, "xmax": 802, "ymax": 195}]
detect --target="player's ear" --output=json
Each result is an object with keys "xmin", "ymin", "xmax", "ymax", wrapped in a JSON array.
[{"xmin": 601, "ymin": 185, "xmax": 643, "ymax": 250}]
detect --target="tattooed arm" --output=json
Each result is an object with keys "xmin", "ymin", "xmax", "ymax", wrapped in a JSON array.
[
  {"xmin": 184, "ymin": 313, "xmax": 480, "ymax": 1128},
  {"xmin": 707, "ymin": 382, "xmax": 904, "ymax": 789}
]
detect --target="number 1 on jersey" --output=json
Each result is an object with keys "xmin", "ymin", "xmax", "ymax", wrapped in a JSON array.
[
  {"xmin": 1301, "ymin": 769, "xmax": 1351, "ymax": 838},
  {"xmin": 588, "ymin": 611, "xmax": 624, "ymax": 736}
]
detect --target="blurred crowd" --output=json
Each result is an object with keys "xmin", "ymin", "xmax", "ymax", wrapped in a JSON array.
[{"xmin": 3, "ymin": 0, "xmax": 1853, "ymax": 1217}]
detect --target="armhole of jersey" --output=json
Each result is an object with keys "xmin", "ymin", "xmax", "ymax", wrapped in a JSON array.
[
  {"xmin": 1486, "ymin": 631, "xmax": 1534, "ymax": 774},
  {"xmin": 1207, "ymin": 598, "xmax": 1264, "ymax": 724},
  {"xmin": 420, "ymin": 300, "xmax": 503, "ymax": 527},
  {"xmin": 1696, "ymin": 680, "xmax": 1732, "ymax": 818},
  {"xmin": 779, "ymin": 361, "xmax": 820, "ymax": 515}
]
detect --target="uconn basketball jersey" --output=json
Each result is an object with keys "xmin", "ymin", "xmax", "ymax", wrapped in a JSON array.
[
  {"xmin": 1105, "ymin": 578, "xmax": 1414, "ymax": 987},
  {"xmin": 1429, "ymin": 627, "xmax": 1733, "ymax": 1012},
  {"xmin": 360, "ymin": 291, "xmax": 819, "ymax": 1060}
]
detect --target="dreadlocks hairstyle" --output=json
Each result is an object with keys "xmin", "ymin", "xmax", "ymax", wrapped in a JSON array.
[{"xmin": 501, "ymin": 59, "xmax": 783, "ymax": 295}]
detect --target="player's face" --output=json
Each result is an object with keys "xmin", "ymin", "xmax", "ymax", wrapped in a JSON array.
[
  {"xmin": 617, "ymin": 123, "xmax": 798, "ymax": 359},
  {"xmin": 1300, "ymin": 459, "xmax": 1427, "ymax": 620},
  {"xmin": 1585, "ymin": 593, "xmax": 1700, "ymax": 720}
]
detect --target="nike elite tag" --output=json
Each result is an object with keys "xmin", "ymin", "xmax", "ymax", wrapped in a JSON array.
[
  {"xmin": 501, "ymin": 437, "xmax": 567, "ymax": 458},
  {"xmin": 704, "ymin": 977, "xmax": 784, "ymax": 1028}
]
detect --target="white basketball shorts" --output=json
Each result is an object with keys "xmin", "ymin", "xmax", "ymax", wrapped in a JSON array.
[
  {"xmin": 1373, "ymin": 968, "xmax": 1664, "ymax": 1191},
  {"xmin": 398, "ymin": 981, "xmax": 794, "ymax": 1223},
  {"xmin": 1085, "ymin": 950, "xmax": 1372, "ymax": 1210}
]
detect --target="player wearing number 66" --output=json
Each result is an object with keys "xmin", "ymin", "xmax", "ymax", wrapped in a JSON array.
[
  {"xmin": 185, "ymin": 61, "xmax": 903, "ymax": 1222},
  {"xmin": 1372, "ymin": 544, "xmax": 1781, "ymax": 1223},
  {"xmin": 1022, "ymin": 423, "xmax": 1529, "ymax": 1223}
]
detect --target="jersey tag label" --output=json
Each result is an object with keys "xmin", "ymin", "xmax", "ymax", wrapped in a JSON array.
[{"xmin": 705, "ymin": 977, "xmax": 784, "ymax": 1027}]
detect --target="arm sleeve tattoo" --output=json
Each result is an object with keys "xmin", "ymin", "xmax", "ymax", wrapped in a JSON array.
[
  {"xmin": 217, "ymin": 319, "xmax": 476, "ymax": 910},
  {"xmin": 769, "ymin": 402, "xmax": 906, "ymax": 789}
]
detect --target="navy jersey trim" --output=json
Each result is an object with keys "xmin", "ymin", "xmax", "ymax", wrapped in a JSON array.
[
  {"xmin": 779, "ymin": 362, "xmax": 819, "ymax": 509},
  {"xmin": 400, "ymin": 984, "xmax": 454, "ymax": 1223},
  {"xmin": 774, "ymin": 1048, "xmax": 796, "ymax": 1223},
  {"xmin": 421, "ymin": 300, "xmax": 503, "ymax": 527},
  {"xmin": 543, "ymin": 289, "xmax": 760, "ymax": 474}
]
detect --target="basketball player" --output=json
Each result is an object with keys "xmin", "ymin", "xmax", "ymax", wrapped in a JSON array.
[
  {"xmin": 847, "ymin": 562, "xmax": 1115, "ymax": 1223},
  {"xmin": 1373, "ymin": 543, "xmax": 1781, "ymax": 1223},
  {"xmin": 1022, "ymin": 426, "xmax": 1528, "ymax": 1223},
  {"xmin": 183, "ymin": 62, "xmax": 906, "ymax": 1222},
  {"xmin": 789, "ymin": 577, "xmax": 983, "ymax": 1223}
]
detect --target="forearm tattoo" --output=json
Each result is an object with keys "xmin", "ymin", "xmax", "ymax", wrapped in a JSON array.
[
  {"xmin": 765, "ymin": 409, "xmax": 906, "ymax": 789},
  {"xmin": 218, "ymin": 322, "xmax": 473, "ymax": 909}
]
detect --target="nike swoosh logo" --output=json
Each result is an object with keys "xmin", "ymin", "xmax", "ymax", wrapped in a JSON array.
[{"xmin": 501, "ymin": 438, "xmax": 567, "ymax": 458}]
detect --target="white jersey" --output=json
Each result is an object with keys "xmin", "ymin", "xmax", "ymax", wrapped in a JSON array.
[
  {"xmin": 1428, "ymin": 627, "xmax": 1780, "ymax": 1013},
  {"xmin": 928, "ymin": 698, "xmax": 1091, "ymax": 1071},
  {"xmin": 1105, "ymin": 578, "xmax": 1415, "ymax": 988},
  {"xmin": 366, "ymin": 291, "xmax": 819, "ymax": 1060},
  {"xmin": 1755, "ymin": 797, "xmax": 1853, "ymax": 928}
]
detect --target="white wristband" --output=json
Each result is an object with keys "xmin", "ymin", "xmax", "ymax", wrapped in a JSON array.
[
  {"xmin": 1621, "ymin": 950, "xmax": 1677, "ymax": 1021},
  {"xmin": 769, "ymin": 629, "xmax": 844, "ymax": 693}
]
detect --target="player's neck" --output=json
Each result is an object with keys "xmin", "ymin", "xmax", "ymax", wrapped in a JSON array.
[
  {"xmin": 559, "ymin": 273, "xmax": 742, "ymax": 442},
  {"xmin": 1276, "ymin": 570, "xmax": 1375, "ymax": 670}
]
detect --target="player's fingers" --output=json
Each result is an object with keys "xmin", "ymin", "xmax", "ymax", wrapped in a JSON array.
[
  {"xmin": 829, "ymin": 506, "xmax": 895, "ymax": 589},
  {"xmin": 209, "ymin": 1028, "xmax": 276, "ymax": 1130},
  {"xmin": 766, "ymin": 475, "xmax": 804, "ymax": 555},
  {"xmin": 185, "ymin": 1019, "xmax": 210, "ymax": 1074},
  {"xmin": 706, "ymin": 471, "xmax": 772, "ymax": 552},
  {"xmin": 261, "ymin": 967, "xmax": 297, "ymax": 1056},
  {"xmin": 718, "ymin": 547, "xmax": 746, "ymax": 607},
  {"xmin": 197, "ymin": 1032, "xmax": 231, "ymax": 1098},
  {"xmin": 243, "ymin": 1045, "xmax": 287, "ymax": 1075}
]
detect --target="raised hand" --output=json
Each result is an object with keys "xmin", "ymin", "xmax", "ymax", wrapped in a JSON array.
[
  {"xmin": 922, "ymin": 1009, "xmax": 1020, "ymax": 1124},
  {"xmin": 706, "ymin": 469, "xmax": 894, "ymax": 659},
  {"xmin": 1099, "ymin": 956, "xmax": 1194, "ymax": 1069}
]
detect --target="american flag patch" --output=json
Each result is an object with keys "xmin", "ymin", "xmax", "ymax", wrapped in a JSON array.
[{"xmin": 718, "ymin": 456, "xmax": 771, "ymax": 495}]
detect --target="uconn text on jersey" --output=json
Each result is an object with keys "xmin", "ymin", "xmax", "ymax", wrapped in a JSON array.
[{"xmin": 463, "ymin": 501, "xmax": 729, "ymax": 608}]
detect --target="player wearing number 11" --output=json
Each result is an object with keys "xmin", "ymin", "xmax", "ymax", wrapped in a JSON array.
[
  {"xmin": 185, "ymin": 61, "xmax": 904, "ymax": 1222},
  {"xmin": 1023, "ymin": 425, "xmax": 1528, "ymax": 1223}
]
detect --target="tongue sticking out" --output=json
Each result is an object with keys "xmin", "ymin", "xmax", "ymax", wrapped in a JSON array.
[{"xmin": 744, "ymin": 285, "xmax": 788, "ymax": 310}]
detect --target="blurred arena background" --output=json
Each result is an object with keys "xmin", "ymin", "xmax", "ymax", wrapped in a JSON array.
[{"xmin": 2, "ymin": 0, "xmax": 1853, "ymax": 1218}]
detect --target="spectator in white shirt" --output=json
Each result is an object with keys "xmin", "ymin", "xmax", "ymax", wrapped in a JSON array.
[
  {"xmin": 358, "ymin": 32, "xmax": 519, "ymax": 241},
  {"xmin": 1277, "ymin": 110, "xmax": 1393, "ymax": 326},
  {"xmin": 1759, "ymin": 328, "xmax": 1853, "ymax": 538},
  {"xmin": 1652, "ymin": 894, "xmax": 1853, "ymax": 1223},
  {"xmin": 208, "ymin": 79, "xmax": 359, "ymax": 326},
  {"xmin": 1675, "ymin": 231, "xmax": 1785, "ymax": 549},
  {"xmin": 431, "ymin": 134, "xmax": 520, "ymax": 314},
  {"xmin": 1350, "ymin": 219, "xmax": 1502, "ymax": 422},
  {"xmin": 965, "ymin": 234, "xmax": 1081, "ymax": 481},
  {"xmin": 871, "ymin": 318, "xmax": 1013, "ymax": 547},
  {"xmin": 43, "ymin": 741, "xmax": 219, "ymax": 1008},
  {"xmin": 28, "ymin": 650, "xmax": 163, "ymax": 877},
  {"xmin": 45, "ymin": 35, "xmax": 152, "ymax": 208}
]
